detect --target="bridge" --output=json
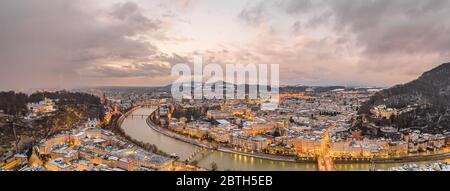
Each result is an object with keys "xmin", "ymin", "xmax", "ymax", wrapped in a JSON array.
[
  {"xmin": 317, "ymin": 124, "xmax": 336, "ymax": 171},
  {"xmin": 185, "ymin": 147, "xmax": 211, "ymax": 164},
  {"xmin": 317, "ymin": 155, "xmax": 336, "ymax": 171},
  {"xmin": 128, "ymin": 114, "xmax": 149, "ymax": 119},
  {"xmin": 102, "ymin": 104, "xmax": 156, "ymax": 126},
  {"xmin": 108, "ymin": 104, "xmax": 159, "ymax": 128}
]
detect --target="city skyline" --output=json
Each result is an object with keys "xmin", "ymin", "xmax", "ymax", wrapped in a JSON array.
[
  {"xmin": 3, "ymin": 0, "xmax": 450, "ymax": 175},
  {"xmin": 2, "ymin": 0, "xmax": 450, "ymax": 90}
]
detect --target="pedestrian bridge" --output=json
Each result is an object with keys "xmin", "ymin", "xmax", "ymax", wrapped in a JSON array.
[
  {"xmin": 185, "ymin": 147, "xmax": 211, "ymax": 164},
  {"xmin": 114, "ymin": 104, "xmax": 159, "ymax": 127}
]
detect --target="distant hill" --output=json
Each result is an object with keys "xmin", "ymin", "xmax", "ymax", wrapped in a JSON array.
[
  {"xmin": 361, "ymin": 62, "xmax": 450, "ymax": 110},
  {"xmin": 0, "ymin": 90, "xmax": 103, "ymax": 117},
  {"xmin": 359, "ymin": 62, "xmax": 450, "ymax": 133},
  {"xmin": 95, "ymin": 82, "xmax": 378, "ymax": 98}
]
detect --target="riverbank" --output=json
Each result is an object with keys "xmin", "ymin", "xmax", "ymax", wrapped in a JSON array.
[
  {"xmin": 145, "ymin": 118, "xmax": 307, "ymax": 163},
  {"xmin": 145, "ymin": 116, "xmax": 450, "ymax": 165},
  {"xmin": 117, "ymin": 106, "xmax": 450, "ymax": 171},
  {"xmin": 119, "ymin": 108, "xmax": 320, "ymax": 170},
  {"xmin": 112, "ymin": 106, "xmax": 171, "ymax": 157},
  {"xmin": 371, "ymin": 152, "xmax": 450, "ymax": 164}
]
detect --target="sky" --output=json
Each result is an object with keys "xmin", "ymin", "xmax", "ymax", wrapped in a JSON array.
[{"xmin": 1, "ymin": 0, "xmax": 450, "ymax": 91}]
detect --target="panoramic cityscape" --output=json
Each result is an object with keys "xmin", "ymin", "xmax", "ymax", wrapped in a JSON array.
[{"xmin": 2, "ymin": 0, "xmax": 450, "ymax": 172}]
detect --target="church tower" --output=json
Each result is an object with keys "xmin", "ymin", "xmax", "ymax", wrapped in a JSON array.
[{"xmin": 28, "ymin": 147, "xmax": 43, "ymax": 167}]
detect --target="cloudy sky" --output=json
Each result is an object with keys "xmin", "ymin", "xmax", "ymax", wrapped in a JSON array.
[{"xmin": 1, "ymin": 0, "xmax": 450, "ymax": 90}]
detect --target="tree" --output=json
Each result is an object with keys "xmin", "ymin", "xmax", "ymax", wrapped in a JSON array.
[
  {"xmin": 210, "ymin": 162, "xmax": 218, "ymax": 171},
  {"xmin": 0, "ymin": 91, "xmax": 28, "ymax": 115},
  {"xmin": 289, "ymin": 117, "xmax": 295, "ymax": 123},
  {"xmin": 190, "ymin": 160, "xmax": 198, "ymax": 166}
]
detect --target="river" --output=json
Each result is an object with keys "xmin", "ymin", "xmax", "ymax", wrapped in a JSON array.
[{"xmin": 120, "ymin": 108, "xmax": 429, "ymax": 171}]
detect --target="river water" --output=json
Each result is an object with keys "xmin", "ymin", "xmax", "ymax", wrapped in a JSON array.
[{"xmin": 121, "ymin": 108, "xmax": 423, "ymax": 171}]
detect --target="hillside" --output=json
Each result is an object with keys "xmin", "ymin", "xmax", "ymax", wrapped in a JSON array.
[{"xmin": 359, "ymin": 62, "xmax": 450, "ymax": 133}]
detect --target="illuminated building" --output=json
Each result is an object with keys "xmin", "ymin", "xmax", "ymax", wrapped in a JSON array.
[
  {"xmin": 230, "ymin": 135, "xmax": 270, "ymax": 152},
  {"xmin": 27, "ymin": 97, "xmax": 57, "ymax": 114},
  {"xmin": 28, "ymin": 147, "xmax": 43, "ymax": 167}
]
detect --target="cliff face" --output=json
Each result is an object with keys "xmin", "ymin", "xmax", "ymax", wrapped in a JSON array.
[{"xmin": 359, "ymin": 62, "xmax": 450, "ymax": 133}]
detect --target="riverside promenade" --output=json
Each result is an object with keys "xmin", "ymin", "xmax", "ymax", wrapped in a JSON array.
[
  {"xmin": 146, "ymin": 117, "xmax": 450, "ymax": 165},
  {"xmin": 116, "ymin": 105, "xmax": 450, "ymax": 170},
  {"xmin": 145, "ymin": 117, "xmax": 303, "ymax": 163}
]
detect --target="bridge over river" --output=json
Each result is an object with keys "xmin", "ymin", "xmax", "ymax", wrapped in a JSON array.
[
  {"xmin": 185, "ymin": 147, "xmax": 212, "ymax": 164},
  {"xmin": 118, "ymin": 107, "xmax": 414, "ymax": 171},
  {"xmin": 317, "ymin": 125, "xmax": 337, "ymax": 171}
]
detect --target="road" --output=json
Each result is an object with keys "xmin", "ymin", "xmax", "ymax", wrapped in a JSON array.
[{"xmin": 317, "ymin": 124, "xmax": 336, "ymax": 171}]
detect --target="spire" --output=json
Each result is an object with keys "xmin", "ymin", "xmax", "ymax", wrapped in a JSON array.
[{"xmin": 28, "ymin": 147, "xmax": 43, "ymax": 167}]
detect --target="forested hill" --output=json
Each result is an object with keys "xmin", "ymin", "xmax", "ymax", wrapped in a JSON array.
[
  {"xmin": 0, "ymin": 91, "xmax": 102, "ymax": 116},
  {"xmin": 358, "ymin": 62, "xmax": 450, "ymax": 133},
  {"xmin": 360, "ymin": 62, "xmax": 450, "ymax": 112}
]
